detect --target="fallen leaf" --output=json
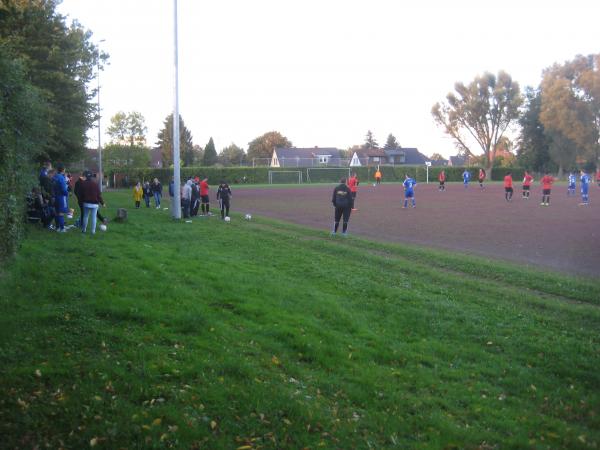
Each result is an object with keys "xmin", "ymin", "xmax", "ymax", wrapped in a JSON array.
[
  {"xmin": 283, "ymin": 418, "xmax": 292, "ymax": 425},
  {"xmin": 210, "ymin": 420, "xmax": 217, "ymax": 430},
  {"xmin": 90, "ymin": 437, "xmax": 98, "ymax": 447},
  {"xmin": 152, "ymin": 418, "xmax": 162, "ymax": 426},
  {"xmin": 35, "ymin": 369, "xmax": 42, "ymax": 378},
  {"xmin": 271, "ymin": 356, "xmax": 280, "ymax": 366},
  {"xmin": 237, "ymin": 446, "xmax": 253, "ymax": 450}
]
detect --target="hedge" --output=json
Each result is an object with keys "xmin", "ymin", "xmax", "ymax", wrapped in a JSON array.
[{"xmin": 107, "ymin": 166, "xmax": 528, "ymax": 187}]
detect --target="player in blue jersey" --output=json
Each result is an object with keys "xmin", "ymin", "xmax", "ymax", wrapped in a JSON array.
[
  {"xmin": 580, "ymin": 170, "xmax": 591, "ymax": 205},
  {"xmin": 567, "ymin": 171, "xmax": 577, "ymax": 196},
  {"xmin": 402, "ymin": 174, "xmax": 417, "ymax": 208},
  {"xmin": 462, "ymin": 169, "xmax": 471, "ymax": 188},
  {"xmin": 52, "ymin": 163, "xmax": 69, "ymax": 232}
]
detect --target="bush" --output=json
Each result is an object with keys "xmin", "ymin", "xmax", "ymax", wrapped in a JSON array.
[{"xmin": 0, "ymin": 49, "xmax": 48, "ymax": 262}]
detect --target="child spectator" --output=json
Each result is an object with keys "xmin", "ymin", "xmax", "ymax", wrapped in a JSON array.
[
  {"xmin": 151, "ymin": 178, "xmax": 162, "ymax": 208},
  {"xmin": 143, "ymin": 181, "xmax": 152, "ymax": 207},
  {"xmin": 133, "ymin": 182, "xmax": 143, "ymax": 208}
]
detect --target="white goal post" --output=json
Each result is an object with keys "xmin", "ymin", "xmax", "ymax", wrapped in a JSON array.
[
  {"xmin": 268, "ymin": 170, "xmax": 303, "ymax": 184},
  {"xmin": 306, "ymin": 167, "xmax": 351, "ymax": 183}
]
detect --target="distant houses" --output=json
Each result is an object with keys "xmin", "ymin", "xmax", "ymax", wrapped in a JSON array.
[
  {"xmin": 348, "ymin": 147, "xmax": 430, "ymax": 167},
  {"xmin": 271, "ymin": 147, "xmax": 345, "ymax": 168}
]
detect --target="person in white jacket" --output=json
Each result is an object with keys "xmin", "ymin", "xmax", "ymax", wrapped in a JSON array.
[{"xmin": 181, "ymin": 179, "xmax": 193, "ymax": 218}]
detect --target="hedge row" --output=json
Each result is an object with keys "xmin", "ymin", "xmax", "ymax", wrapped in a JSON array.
[{"xmin": 108, "ymin": 166, "xmax": 528, "ymax": 187}]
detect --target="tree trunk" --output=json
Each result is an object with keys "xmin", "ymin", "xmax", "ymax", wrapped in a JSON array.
[{"xmin": 557, "ymin": 165, "xmax": 564, "ymax": 180}]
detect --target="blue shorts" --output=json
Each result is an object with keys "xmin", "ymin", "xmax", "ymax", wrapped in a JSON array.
[
  {"xmin": 569, "ymin": 184, "xmax": 576, "ymax": 189},
  {"xmin": 405, "ymin": 191, "xmax": 414, "ymax": 198},
  {"xmin": 582, "ymin": 186, "xmax": 589, "ymax": 195},
  {"xmin": 56, "ymin": 195, "xmax": 68, "ymax": 214}
]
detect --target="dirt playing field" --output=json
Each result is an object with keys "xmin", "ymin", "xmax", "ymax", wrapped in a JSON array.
[{"xmin": 231, "ymin": 182, "xmax": 600, "ymax": 278}]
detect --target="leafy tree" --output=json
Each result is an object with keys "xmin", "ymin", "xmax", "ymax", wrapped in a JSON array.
[
  {"xmin": 202, "ymin": 138, "xmax": 218, "ymax": 166},
  {"xmin": 247, "ymin": 131, "xmax": 292, "ymax": 161},
  {"xmin": 107, "ymin": 111, "xmax": 147, "ymax": 146},
  {"xmin": 103, "ymin": 144, "xmax": 151, "ymax": 170},
  {"xmin": 364, "ymin": 130, "xmax": 379, "ymax": 149},
  {"xmin": 431, "ymin": 71, "xmax": 522, "ymax": 177},
  {"xmin": 0, "ymin": 48, "xmax": 48, "ymax": 259},
  {"xmin": 516, "ymin": 87, "xmax": 553, "ymax": 171},
  {"xmin": 219, "ymin": 143, "xmax": 246, "ymax": 166},
  {"xmin": 429, "ymin": 153, "xmax": 446, "ymax": 161},
  {"xmin": 547, "ymin": 130, "xmax": 579, "ymax": 178},
  {"xmin": 540, "ymin": 54, "xmax": 600, "ymax": 168},
  {"xmin": 0, "ymin": 0, "xmax": 105, "ymax": 163},
  {"xmin": 383, "ymin": 133, "xmax": 399, "ymax": 150},
  {"xmin": 192, "ymin": 145, "xmax": 204, "ymax": 165},
  {"xmin": 156, "ymin": 114, "xmax": 194, "ymax": 167}
]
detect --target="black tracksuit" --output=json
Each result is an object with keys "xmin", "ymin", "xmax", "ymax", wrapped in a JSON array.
[
  {"xmin": 332, "ymin": 183, "xmax": 352, "ymax": 233},
  {"xmin": 217, "ymin": 183, "xmax": 232, "ymax": 219}
]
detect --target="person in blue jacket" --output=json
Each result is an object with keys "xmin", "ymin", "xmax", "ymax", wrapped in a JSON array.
[
  {"xmin": 52, "ymin": 163, "xmax": 69, "ymax": 232},
  {"xmin": 462, "ymin": 169, "xmax": 471, "ymax": 188},
  {"xmin": 402, "ymin": 174, "xmax": 417, "ymax": 208}
]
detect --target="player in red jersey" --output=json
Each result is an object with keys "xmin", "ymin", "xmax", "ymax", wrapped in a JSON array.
[
  {"xmin": 438, "ymin": 170, "xmax": 446, "ymax": 191},
  {"xmin": 504, "ymin": 171, "xmax": 513, "ymax": 201},
  {"xmin": 199, "ymin": 177, "xmax": 212, "ymax": 216},
  {"xmin": 540, "ymin": 171, "xmax": 553, "ymax": 206},
  {"xmin": 347, "ymin": 172, "xmax": 359, "ymax": 211},
  {"xmin": 522, "ymin": 170, "xmax": 534, "ymax": 199},
  {"xmin": 478, "ymin": 168, "xmax": 487, "ymax": 189}
]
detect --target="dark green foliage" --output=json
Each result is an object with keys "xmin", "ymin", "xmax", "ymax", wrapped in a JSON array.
[
  {"xmin": 202, "ymin": 137, "xmax": 218, "ymax": 167},
  {"xmin": 364, "ymin": 130, "xmax": 379, "ymax": 149},
  {"xmin": 383, "ymin": 133, "xmax": 399, "ymax": 150},
  {"xmin": 156, "ymin": 114, "xmax": 195, "ymax": 167},
  {"xmin": 0, "ymin": 0, "xmax": 102, "ymax": 163},
  {"xmin": 0, "ymin": 47, "xmax": 48, "ymax": 261},
  {"xmin": 517, "ymin": 87, "xmax": 554, "ymax": 172}
]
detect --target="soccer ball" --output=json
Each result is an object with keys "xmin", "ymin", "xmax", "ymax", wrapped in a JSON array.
[
  {"xmin": 245, "ymin": 213, "xmax": 252, "ymax": 221},
  {"xmin": 224, "ymin": 216, "xmax": 231, "ymax": 222},
  {"xmin": 99, "ymin": 224, "xmax": 107, "ymax": 231}
]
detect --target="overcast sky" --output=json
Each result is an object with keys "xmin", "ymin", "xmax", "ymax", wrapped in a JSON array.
[{"xmin": 58, "ymin": 0, "xmax": 600, "ymax": 158}]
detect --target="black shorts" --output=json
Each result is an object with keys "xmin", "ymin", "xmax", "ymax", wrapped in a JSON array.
[
  {"xmin": 201, "ymin": 195, "xmax": 209, "ymax": 203},
  {"xmin": 522, "ymin": 185, "xmax": 530, "ymax": 191},
  {"xmin": 505, "ymin": 187, "xmax": 513, "ymax": 193},
  {"xmin": 543, "ymin": 189, "xmax": 551, "ymax": 195},
  {"xmin": 439, "ymin": 180, "xmax": 445, "ymax": 185}
]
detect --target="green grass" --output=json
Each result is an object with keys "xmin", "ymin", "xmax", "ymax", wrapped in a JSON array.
[{"xmin": 1, "ymin": 191, "xmax": 598, "ymax": 449}]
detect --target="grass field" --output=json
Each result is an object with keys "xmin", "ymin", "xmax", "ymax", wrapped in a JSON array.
[{"xmin": 1, "ymin": 190, "xmax": 599, "ymax": 449}]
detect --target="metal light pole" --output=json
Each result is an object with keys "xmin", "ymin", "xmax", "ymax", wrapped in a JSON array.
[
  {"xmin": 171, "ymin": 0, "xmax": 182, "ymax": 219},
  {"xmin": 97, "ymin": 39, "xmax": 106, "ymax": 191}
]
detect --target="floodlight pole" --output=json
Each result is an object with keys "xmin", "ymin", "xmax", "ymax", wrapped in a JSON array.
[
  {"xmin": 171, "ymin": 0, "xmax": 182, "ymax": 219},
  {"xmin": 97, "ymin": 39, "xmax": 105, "ymax": 191}
]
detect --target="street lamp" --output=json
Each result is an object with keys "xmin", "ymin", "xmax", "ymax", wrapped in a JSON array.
[{"xmin": 97, "ymin": 39, "xmax": 106, "ymax": 192}]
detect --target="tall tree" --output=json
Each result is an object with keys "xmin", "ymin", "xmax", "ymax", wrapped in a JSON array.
[
  {"xmin": 516, "ymin": 87, "xmax": 553, "ymax": 171},
  {"xmin": 364, "ymin": 130, "xmax": 379, "ymax": 149},
  {"xmin": 103, "ymin": 144, "xmax": 151, "ymax": 170},
  {"xmin": 432, "ymin": 71, "xmax": 522, "ymax": 177},
  {"xmin": 219, "ymin": 143, "xmax": 246, "ymax": 166},
  {"xmin": 0, "ymin": 0, "xmax": 105, "ymax": 162},
  {"xmin": 247, "ymin": 131, "xmax": 292, "ymax": 161},
  {"xmin": 156, "ymin": 114, "xmax": 194, "ymax": 167},
  {"xmin": 202, "ymin": 137, "xmax": 218, "ymax": 166},
  {"xmin": 383, "ymin": 133, "xmax": 399, "ymax": 150},
  {"xmin": 106, "ymin": 111, "xmax": 147, "ymax": 146},
  {"xmin": 540, "ymin": 54, "xmax": 600, "ymax": 168},
  {"xmin": 429, "ymin": 153, "xmax": 446, "ymax": 161}
]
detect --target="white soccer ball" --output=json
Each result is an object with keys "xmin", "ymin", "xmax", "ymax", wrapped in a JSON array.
[
  {"xmin": 224, "ymin": 216, "xmax": 231, "ymax": 222},
  {"xmin": 245, "ymin": 213, "xmax": 252, "ymax": 221},
  {"xmin": 99, "ymin": 224, "xmax": 107, "ymax": 231}
]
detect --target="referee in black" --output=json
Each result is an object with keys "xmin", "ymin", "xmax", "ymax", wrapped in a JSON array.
[
  {"xmin": 331, "ymin": 178, "xmax": 353, "ymax": 236},
  {"xmin": 216, "ymin": 180, "xmax": 232, "ymax": 220}
]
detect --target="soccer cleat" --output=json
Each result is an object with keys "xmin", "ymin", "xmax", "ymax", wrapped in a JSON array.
[{"xmin": 341, "ymin": 232, "xmax": 348, "ymax": 237}]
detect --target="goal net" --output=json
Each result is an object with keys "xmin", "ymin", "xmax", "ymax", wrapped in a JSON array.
[
  {"xmin": 306, "ymin": 167, "xmax": 351, "ymax": 183},
  {"xmin": 268, "ymin": 170, "xmax": 303, "ymax": 184}
]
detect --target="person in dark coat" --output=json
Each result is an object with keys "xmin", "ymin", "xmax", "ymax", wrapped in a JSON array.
[{"xmin": 331, "ymin": 178, "xmax": 353, "ymax": 236}]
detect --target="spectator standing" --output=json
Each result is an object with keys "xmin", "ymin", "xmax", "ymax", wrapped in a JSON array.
[
  {"xmin": 181, "ymin": 179, "xmax": 193, "ymax": 218},
  {"xmin": 133, "ymin": 182, "xmax": 143, "ymax": 208},
  {"xmin": 217, "ymin": 181, "xmax": 232, "ymax": 219},
  {"xmin": 142, "ymin": 181, "xmax": 152, "ymax": 207},
  {"xmin": 53, "ymin": 163, "xmax": 69, "ymax": 232},
  {"xmin": 331, "ymin": 178, "xmax": 353, "ymax": 236},
  {"xmin": 151, "ymin": 178, "xmax": 162, "ymax": 208},
  {"xmin": 80, "ymin": 170, "xmax": 105, "ymax": 235}
]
